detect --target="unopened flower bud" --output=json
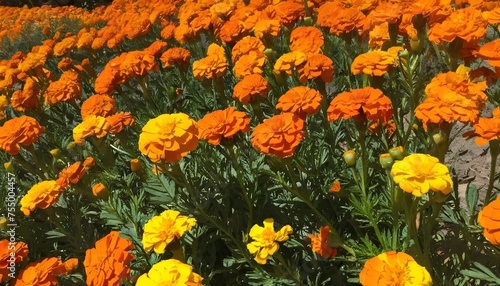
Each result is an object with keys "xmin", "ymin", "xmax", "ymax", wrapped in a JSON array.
[
  {"xmin": 50, "ymin": 148, "xmax": 61, "ymax": 159},
  {"xmin": 389, "ymin": 146, "xmax": 404, "ymax": 160},
  {"xmin": 130, "ymin": 158, "xmax": 143, "ymax": 172},
  {"xmin": 379, "ymin": 153, "xmax": 394, "ymax": 169},
  {"xmin": 4, "ymin": 162, "xmax": 13, "ymax": 173},
  {"xmin": 343, "ymin": 150, "xmax": 357, "ymax": 167},
  {"xmin": 66, "ymin": 141, "xmax": 77, "ymax": 150},
  {"xmin": 304, "ymin": 16, "xmax": 313, "ymax": 26},
  {"xmin": 263, "ymin": 48, "xmax": 274, "ymax": 59},
  {"xmin": 92, "ymin": 183, "xmax": 109, "ymax": 200},
  {"xmin": 432, "ymin": 133, "xmax": 444, "ymax": 145}
]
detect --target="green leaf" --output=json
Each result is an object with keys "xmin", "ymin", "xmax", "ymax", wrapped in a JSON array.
[{"xmin": 466, "ymin": 183, "xmax": 479, "ymax": 215}]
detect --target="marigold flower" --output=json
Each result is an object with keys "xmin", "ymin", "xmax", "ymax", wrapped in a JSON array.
[
  {"xmin": 44, "ymin": 71, "xmax": 82, "ymax": 105},
  {"xmin": 84, "ymin": 231, "xmax": 134, "ymax": 286},
  {"xmin": 231, "ymin": 36, "xmax": 266, "ymax": 63},
  {"xmin": 81, "ymin": 94, "xmax": 117, "ymax": 119},
  {"xmin": 14, "ymin": 257, "xmax": 77, "ymax": 286},
  {"xmin": 351, "ymin": 47, "xmax": 403, "ymax": 76},
  {"xmin": 308, "ymin": 226, "xmax": 337, "ymax": 258},
  {"xmin": 192, "ymin": 44, "xmax": 228, "ymax": 80},
  {"xmin": 130, "ymin": 158, "xmax": 142, "ymax": 172},
  {"xmin": 327, "ymin": 87, "xmax": 393, "ymax": 123},
  {"xmin": 274, "ymin": 1, "xmax": 305, "ymax": 26},
  {"xmin": 251, "ymin": 112, "xmax": 305, "ymax": 158},
  {"xmin": 0, "ymin": 115, "xmax": 45, "ymax": 155},
  {"xmin": 120, "ymin": 51, "xmax": 159, "ymax": 78},
  {"xmin": 73, "ymin": 115, "xmax": 109, "ymax": 145},
  {"xmin": 369, "ymin": 23, "xmax": 390, "ymax": 49},
  {"xmin": 317, "ymin": 3, "xmax": 366, "ymax": 36},
  {"xmin": 329, "ymin": 180, "xmax": 341, "ymax": 193},
  {"xmin": 465, "ymin": 112, "xmax": 500, "ymax": 146},
  {"xmin": 297, "ymin": 53, "xmax": 334, "ymax": 83},
  {"xmin": 474, "ymin": 39, "xmax": 500, "ymax": 68},
  {"xmin": 198, "ymin": 107, "xmax": 251, "ymax": 145},
  {"xmin": 0, "ymin": 95, "xmax": 7, "ymax": 120},
  {"xmin": 276, "ymin": 86, "xmax": 322, "ymax": 118},
  {"xmin": 218, "ymin": 19, "xmax": 247, "ymax": 44},
  {"xmin": 252, "ymin": 19, "xmax": 281, "ymax": 39},
  {"xmin": 233, "ymin": 74, "xmax": 270, "ymax": 105},
  {"xmin": 391, "ymin": 153, "xmax": 453, "ymax": 197},
  {"xmin": 138, "ymin": 113, "xmax": 199, "ymax": 163},
  {"xmin": 106, "ymin": 112, "xmax": 135, "ymax": 134},
  {"xmin": 20, "ymin": 180, "xmax": 63, "ymax": 216},
  {"xmin": 273, "ymin": 51, "xmax": 307, "ymax": 75},
  {"xmin": 478, "ymin": 195, "xmax": 500, "ymax": 245},
  {"xmin": 56, "ymin": 162, "xmax": 86, "ymax": 188},
  {"xmin": 233, "ymin": 52, "xmax": 266, "ymax": 79},
  {"xmin": 359, "ymin": 251, "xmax": 432, "ymax": 286},
  {"xmin": 247, "ymin": 218, "xmax": 293, "ymax": 264},
  {"xmin": 0, "ymin": 240, "xmax": 28, "ymax": 283},
  {"xmin": 136, "ymin": 259, "xmax": 203, "ymax": 286},
  {"xmin": 53, "ymin": 35, "xmax": 77, "ymax": 57},
  {"xmin": 289, "ymin": 26, "xmax": 324, "ymax": 54},
  {"xmin": 160, "ymin": 47, "xmax": 191, "ymax": 68},
  {"xmin": 428, "ymin": 7, "xmax": 487, "ymax": 44},
  {"xmin": 142, "ymin": 210, "xmax": 197, "ymax": 254}
]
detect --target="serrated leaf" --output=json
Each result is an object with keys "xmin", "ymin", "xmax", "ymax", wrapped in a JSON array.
[{"xmin": 466, "ymin": 183, "xmax": 478, "ymax": 216}]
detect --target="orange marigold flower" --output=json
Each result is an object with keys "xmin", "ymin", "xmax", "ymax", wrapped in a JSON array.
[
  {"xmin": 475, "ymin": 39, "xmax": 500, "ymax": 68},
  {"xmin": 53, "ymin": 36, "xmax": 77, "ymax": 57},
  {"xmin": 44, "ymin": 71, "xmax": 82, "ymax": 105},
  {"xmin": 251, "ymin": 112, "xmax": 305, "ymax": 158},
  {"xmin": 198, "ymin": 107, "xmax": 251, "ymax": 145},
  {"xmin": 233, "ymin": 52, "xmax": 266, "ymax": 79},
  {"xmin": 289, "ymin": 26, "xmax": 324, "ymax": 54},
  {"xmin": 192, "ymin": 44, "xmax": 228, "ymax": 80},
  {"xmin": 273, "ymin": 51, "xmax": 307, "ymax": 75},
  {"xmin": 83, "ymin": 157, "xmax": 96, "ymax": 169},
  {"xmin": 58, "ymin": 57, "xmax": 73, "ymax": 70},
  {"xmin": 428, "ymin": 7, "xmax": 487, "ymax": 44},
  {"xmin": 218, "ymin": 19, "xmax": 247, "ymax": 44},
  {"xmin": 274, "ymin": 1, "xmax": 305, "ymax": 26},
  {"xmin": 478, "ymin": 195, "xmax": 500, "ymax": 245},
  {"xmin": 231, "ymin": 36, "xmax": 265, "ymax": 63},
  {"xmin": 0, "ymin": 240, "xmax": 28, "ymax": 283},
  {"xmin": 276, "ymin": 86, "xmax": 322, "ymax": 118},
  {"xmin": 81, "ymin": 94, "xmax": 117, "ymax": 119},
  {"xmin": 143, "ymin": 40, "xmax": 168, "ymax": 57},
  {"xmin": 10, "ymin": 86, "xmax": 40, "ymax": 112},
  {"xmin": 0, "ymin": 95, "xmax": 7, "ymax": 120},
  {"xmin": 327, "ymin": 87, "xmax": 393, "ymax": 123},
  {"xmin": 14, "ymin": 257, "xmax": 77, "ymax": 286},
  {"xmin": 138, "ymin": 113, "xmax": 199, "ymax": 163},
  {"xmin": 464, "ymin": 107, "xmax": 500, "ymax": 146},
  {"xmin": 308, "ymin": 226, "xmax": 337, "ymax": 258},
  {"xmin": 297, "ymin": 53, "xmax": 334, "ymax": 83},
  {"xmin": 369, "ymin": 23, "xmax": 390, "ymax": 49},
  {"xmin": 20, "ymin": 180, "xmax": 63, "ymax": 216},
  {"xmin": 73, "ymin": 115, "xmax": 109, "ymax": 145},
  {"xmin": 252, "ymin": 19, "xmax": 281, "ymax": 39},
  {"xmin": 106, "ymin": 112, "xmax": 135, "ymax": 134},
  {"xmin": 359, "ymin": 251, "xmax": 432, "ymax": 286},
  {"xmin": 92, "ymin": 183, "xmax": 109, "ymax": 199},
  {"xmin": 56, "ymin": 162, "xmax": 86, "ymax": 188},
  {"xmin": 120, "ymin": 51, "xmax": 159, "ymax": 78},
  {"xmin": 84, "ymin": 231, "xmax": 134, "ymax": 286},
  {"xmin": 351, "ymin": 47, "xmax": 403, "ymax": 76},
  {"xmin": 0, "ymin": 115, "xmax": 44, "ymax": 156},
  {"xmin": 160, "ymin": 47, "xmax": 191, "ymax": 68},
  {"xmin": 317, "ymin": 3, "xmax": 366, "ymax": 36},
  {"xmin": 329, "ymin": 180, "xmax": 341, "ymax": 193},
  {"xmin": 233, "ymin": 74, "xmax": 270, "ymax": 105}
]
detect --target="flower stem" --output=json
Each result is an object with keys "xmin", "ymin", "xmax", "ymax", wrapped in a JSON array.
[{"xmin": 484, "ymin": 140, "xmax": 500, "ymax": 205}]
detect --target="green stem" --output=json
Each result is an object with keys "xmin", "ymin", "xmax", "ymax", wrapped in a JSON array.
[
  {"xmin": 484, "ymin": 140, "xmax": 500, "ymax": 205},
  {"xmin": 227, "ymin": 145, "xmax": 253, "ymax": 233},
  {"xmin": 274, "ymin": 252, "xmax": 302, "ymax": 285}
]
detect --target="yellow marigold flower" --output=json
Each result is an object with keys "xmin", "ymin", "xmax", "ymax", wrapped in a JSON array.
[
  {"xmin": 136, "ymin": 259, "xmax": 203, "ymax": 286},
  {"xmin": 246, "ymin": 218, "xmax": 293, "ymax": 264},
  {"xmin": 73, "ymin": 115, "xmax": 109, "ymax": 145},
  {"xmin": 391, "ymin": 153, "xmax": 452, "ymax": 197},
  {"xmin": 359, "ymin": 251, "xmax": 432, "ymax": 286},
  {"xmin": 20, "ymin": 180, "xmax": 64, "ymax": 216},
  {"xmin": 138, "ymin": 113, "xmax": 199, "ymax": 163},
  {"xmin": 142, "ymin": 210, "xmax": 197, "ymax": 254}
]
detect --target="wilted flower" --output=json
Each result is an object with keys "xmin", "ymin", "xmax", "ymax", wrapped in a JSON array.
[
  {"xmin": 14, "ymin": 257, "xmax": 78, "ymax": 286},
  {"xmin": 327, "ymin": 87, "xmax": 393, "ymax": 123},
  {"xmin": 308, "ymin": 226, "xmax": 337, "ymax": 258},
  {"xmin": 247, "ymin": 218, "xmax": 293, "ymax": 264},
  {"xmin": 138, "ymin": 113, "xmax": 199, "ymax": 163},
  {"xmin": 251, "ymin": 112, "xmax": 305, "ymax": 158},
  {"xmin": 478, "ymin": 195, "xmax": 500, "ymax": 245},
  {"xmin": 84, "ymin": 231, "xmax": 134, "ymax": 286},
  {"xmin": 276, "ymin": 86, "xmax": 322, "ymax": 118},
  {"xmin": 0, "ymin": 240, "xmax": 28, "ymax": 283},
  {"xmin": 136, "ymin": 259, "xmax": 203, "ymax": 286},
  {"xmin": 359, "ymin": 251, "xmax": 432, "ymax": 286},
  {"xmin": 142, "ymin": 210, "xmax": 197, "ymax": 254},
  {"xmin": 197, "ymin": 107, "xmax": 251, "ymax": 145},
  {"xmin": 391, "ymin": 153, "xmax": 453, "ymax": 197},
  {"xmin": 0, "ymin": 115, "xmax": 45, "ymax": 155},
  {"xmin": 20, "ymin": 180, "xmax": 64, "ymax": 216}
]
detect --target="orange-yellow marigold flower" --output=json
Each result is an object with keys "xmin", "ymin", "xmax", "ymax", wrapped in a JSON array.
[
  {"xmin": 56, "ymin": 161, "xmax": 86, "ymax": 188},
  {"xmin": 308, "ymin": 226, "xmax": 337, "ymax": 259},
  {"xmin": 0, "ymin": 95, "xmax": 8, "ymax": 120},
  {"xmin": 136, "ymin": 259, "xmax": 203, "ymax": 286},
  {"xmin": 273, "ymin": 51, "xmax": 307, "ymax": 75},
  {"xmin": 359, "ymin": 251, "xmax": 432, "ymax": 286},
  {"xmin": 391, "ymin": 153, "xmax": 453, "ymax": 197},
  {"xmin": 142, "ymin": 210, "xmax": 197, "ymax": 254},
  {"xmin": 247, "ymin": 218, "xmax": 293, "ymax": 264},
  {"xmin": 297, "ymin": 53, "xmax": 334, "ymax": 83},
  {"xmin": 14, "ymin": 257, "xmax": 77, "ymax": 286},
  {"xmin": 478, "ymin": 195, "xmax": 500, "ymax": 245},
  {"xmin": 351, "ymin": 47, "xmax": 403, "ymax": 76},
  {"xmin": 251, "ymin": 112, "xmax": 305, "ymax": 158},
  {"xmin": 73, "ymin": 115, "xmax": 109, "ymax": 145},
  {"xmin": 20, "ymin": 180, "xmax": 63, "ymax": 216},
  {"xmin": 327, "ymin": 87, "xmax": 393, "ymax": 123},
  {"xmin": 276, "ymin": 86, "xmax": 322, "ymax": 118},
  {"xmin": 0, "ymin": 115, "xmax": 45, "ymax": 156},
  {"xmin": 198, "ymin": 107, "xmax": 251, "ymax": 145},
  {"xmin": 138, "ymin": 113, "xmax": 199, "ymax": 163},
  {"xmin": 84, "ymin": 231, "xmax": 134, "ymax": 286},
  {"xmin": 192, "ymin": 44, "xmax": 228, "ymax": 80},
  {"xmin": 44, "ymin": 71, "xmax": 82, "ymax": 105},
  {"xmin": 0, "ymin": 240, "xmax": 28, "ymax": 283}
]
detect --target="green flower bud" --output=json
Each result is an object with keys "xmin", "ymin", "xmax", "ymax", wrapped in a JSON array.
[
  {"xmin": 379, "ymin": 153, "xmax": 394, "ymax": 170},
  {"xmin": 343, "ymin": 150, "xmax": 357, "ymax": 167},
  {"xmin": 389, "ymin": 146, "xmax": 404, "ymax": 161}
]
